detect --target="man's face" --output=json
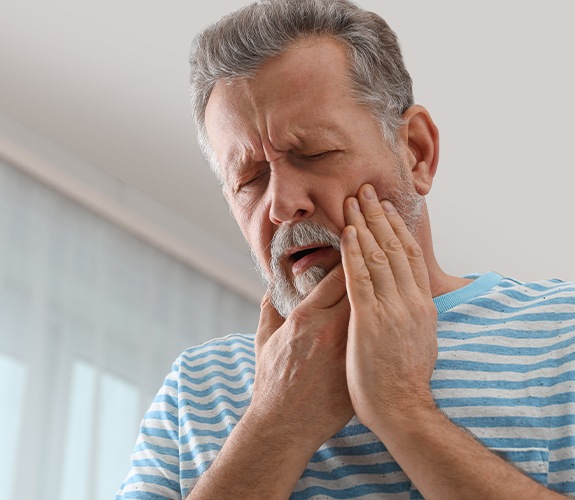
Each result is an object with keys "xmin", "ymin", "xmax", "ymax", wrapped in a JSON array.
[{"xmin": 204, "ymin": 37, "xmax": 423, "ymax": 317}]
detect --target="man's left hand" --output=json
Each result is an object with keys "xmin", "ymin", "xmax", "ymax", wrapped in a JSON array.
[{"xmin": 341, "ymin": 183, "xmax": 438, "ymax": 432}]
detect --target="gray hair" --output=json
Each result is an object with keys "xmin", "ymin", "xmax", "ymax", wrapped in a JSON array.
[{"xmin": 189, "ymin": 0, "xmax": 414, "ymax": 180}]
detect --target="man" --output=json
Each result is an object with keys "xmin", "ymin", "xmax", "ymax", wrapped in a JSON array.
[{"xmin": 117, "ymin": 0, "xmax": 575, "ymax": 498}]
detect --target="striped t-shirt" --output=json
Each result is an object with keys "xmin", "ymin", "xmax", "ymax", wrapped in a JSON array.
[{"xmin": 117, "ymin": 273, "xmax": 575, "ymax": 498}]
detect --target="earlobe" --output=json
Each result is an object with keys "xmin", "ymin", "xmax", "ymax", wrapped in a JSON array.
[{"xmin": 400, "ymin": 105, "xmax": 439, "ymax": 196}]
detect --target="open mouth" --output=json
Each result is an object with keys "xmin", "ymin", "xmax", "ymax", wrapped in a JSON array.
[{"xmin": 289, "ymin": 247, "xmax": 325, "ymax": 263}]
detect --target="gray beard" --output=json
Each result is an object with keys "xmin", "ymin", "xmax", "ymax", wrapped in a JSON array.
[
  {"xmin": 253, "ymin": 170, "xmax": 425, "ymax": 318},
  {"xmin": 254, "ymin": 221, "xmax": 341, "ymax": 318}
]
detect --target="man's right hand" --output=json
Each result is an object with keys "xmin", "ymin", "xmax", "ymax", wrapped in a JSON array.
[
  {"xmin": 248, "ymin": 262, "xmax": 353, "ymax": 453},
  {"xmin": 188, "ymin": 262, "xmax": 352, "ymax": 499}
]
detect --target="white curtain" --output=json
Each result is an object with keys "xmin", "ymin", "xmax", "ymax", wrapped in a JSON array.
[{"xmin": 0, "ymin": 159, "xmax": 260, "ymax": 500}]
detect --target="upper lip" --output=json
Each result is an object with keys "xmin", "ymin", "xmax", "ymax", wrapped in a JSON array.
[{"xmin": 286, "ymin": 244, "xmax": 331, "ymax": 263}]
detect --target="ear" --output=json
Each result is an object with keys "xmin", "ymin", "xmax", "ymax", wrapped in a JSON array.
[{"xmin": 398, "ymin": 105, "xmax": 439, "ymax": 196}]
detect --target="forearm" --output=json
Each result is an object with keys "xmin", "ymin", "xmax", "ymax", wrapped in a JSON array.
[
  {"xmin": 187, "ymin": 410, "xmax": 316, "ymax": 499},
  {"xmin": 372, "ymin": 402, "xmax": 567, "ymax": 500}
]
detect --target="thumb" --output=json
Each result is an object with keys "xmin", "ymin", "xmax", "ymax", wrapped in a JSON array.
[
  {"xmin": 255, "ymin": 292, "xmax": 284, "ymax": 358},
  {"xmin": 301, "ymin": 262, "xmax": 347, "ymax": 312}
]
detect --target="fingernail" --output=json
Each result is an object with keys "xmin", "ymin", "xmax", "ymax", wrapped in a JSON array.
[
  {"xmin": 364, "ymin": 186, "xmax": 377, "ymax": 200},
  {"xmin": 383, "ymin": 200, "xmax": 396, "ymax": 213},
  {"xmin": 351, "ymin": 198, "xmax": 360, "ymax": 211}
]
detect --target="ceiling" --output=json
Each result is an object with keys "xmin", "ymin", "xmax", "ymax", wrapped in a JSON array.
[{"xmin": 1, "ymin": 1, "xmax": 574, "ymax": 292}]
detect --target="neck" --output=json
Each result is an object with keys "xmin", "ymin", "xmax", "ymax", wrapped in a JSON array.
[{"xmin": 415, "ymin": 204, "xmax": 473, "ymax": 298}]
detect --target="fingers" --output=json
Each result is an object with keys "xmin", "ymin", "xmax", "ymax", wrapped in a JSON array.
[
  {"xmin": 255, "ymin": 261, "xmax": 348, "ymax": 356},
  {"xmin": 344, "ymin": 184, "xmax": 430, "ymax": 298},
  {"xmin": 301, "ymin": 262, "xmax": 349, "ymax": 312},
  {"xmin": 379, "ymin": 198, "xmax": 431, "ymax": 295},
  {"xmin": 255, "ymin": 292, "xmax": 284, "ymax": 358},
  {"xmin": 341, "ymin": 225, "xmax": 378, "ymax": 310}
]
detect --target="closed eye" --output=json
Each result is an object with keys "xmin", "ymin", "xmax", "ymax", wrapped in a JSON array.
[
  {"xmin": 238, "ymin": 169, "xmax": 269, "ymax": 192},
  {"xmin": 303, "ymin": 151, "xmax": 330, "ymax": 161}
]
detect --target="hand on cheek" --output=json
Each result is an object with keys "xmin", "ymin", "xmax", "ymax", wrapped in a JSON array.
[
  {"xmin": 251, "ymin": 263, "xmax": 353, "ymax": 453},
  {"xmin": 341, "ymin": 183, "xmax": 438, "ymax": 434}
]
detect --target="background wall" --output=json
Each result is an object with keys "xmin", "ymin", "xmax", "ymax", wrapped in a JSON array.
[
  {"xmin": 0, "ymin": 159, "xmax": 260, "ymax": 500},
  {"xmin": 0, "ymin": 0, "xmax": 573, "ymax": 291}
]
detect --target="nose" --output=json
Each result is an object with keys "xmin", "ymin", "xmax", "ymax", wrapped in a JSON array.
[{"xmin": 268, "ymin": 162, "xmax": 315, "ymax": 225}]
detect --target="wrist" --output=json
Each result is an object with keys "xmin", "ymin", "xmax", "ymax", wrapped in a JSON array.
[
  {"xmin": 366, "ymin": 390, "xmax": 439, "ymax": 441},
  {"xmin": 190, "ymin": 409, "xmax": 316, "ymax": 499},
  {"xmin": 240, "ymin": 405, "xmax": 322, "ymax": 462}
]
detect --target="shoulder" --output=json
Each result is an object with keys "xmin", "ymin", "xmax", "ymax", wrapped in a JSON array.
[
  {"xmin": 438, "ymin": 275, "xmax": 575, "ymax": 343},
  {"xmin": 169, "ymin": 333, "xmax": 256, "ymax": 386},
  {"xmin": 450, "ymin": 275, "xmax": 575, "ymax": 315},
  {"xmin": 175, "ymin": 333, "xmax": 256, "ymax": 367}
]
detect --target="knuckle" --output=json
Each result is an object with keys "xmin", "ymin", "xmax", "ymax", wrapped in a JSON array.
[
  {"xmin": 260, "ymin": 293, "xmax": 272, "ymax": 309},
  {"xmin": 404, "ymin": 242, "xmax": 424, "ymax": 260},
  {"xmin": 354, "ymin": 267, "xmax": 372, "ymax": 283},
  {"xmin": 366, "ymin": 249, "xmax": 389, "ymax": 265},
  {"xmin": 287, "ymin": 308, "xmax": 308, "ymax": 331},
  {"xmin": 365, "ymin": 208, "xmax": 386, "ymax": 222},
  {"xmin": 380, "ymin": 236, "xmax": 403, "ymax": 254},
  {"xmin": 414, "ymin": 299, "xmax": 437, "ymax": 319}
]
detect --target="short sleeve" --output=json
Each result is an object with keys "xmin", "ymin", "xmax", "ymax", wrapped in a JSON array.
[{"xmin": 116, "ymin": 358, "xmax": 183, "ymax": 500}]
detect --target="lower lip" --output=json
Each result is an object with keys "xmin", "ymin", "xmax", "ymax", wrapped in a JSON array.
[{"xmin": 291, "ymin": 247, "xmax": 334, "ymax": 276}]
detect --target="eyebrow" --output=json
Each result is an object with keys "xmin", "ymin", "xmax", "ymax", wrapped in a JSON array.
[
  {"xmin": 222, "ymin": 121, "xmax": 350, "ymax": 186},
  {"xmin": 289, "ymin": 123, "xmax": 349, "ymax": 149}
]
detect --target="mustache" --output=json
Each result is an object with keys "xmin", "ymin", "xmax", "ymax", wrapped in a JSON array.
[{"xmin": 270, "ymin": 221, "xmax": 341, "ymax": 263}]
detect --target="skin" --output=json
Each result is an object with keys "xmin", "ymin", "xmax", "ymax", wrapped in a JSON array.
[{"xmin": 189, "ymin": 36, "xmax": 567, "ymax": 499}]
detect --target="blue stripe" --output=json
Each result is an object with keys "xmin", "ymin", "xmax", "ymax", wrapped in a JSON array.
[
  {"xmin": 546, "ymin": 481, "xmax": 575, "ymax": 493},
  {"xmin": 177, "ymin": 380, "xmax": 253, "ymax": 399},
  {"xmin": 432, "ymin": 371, "xmax": 575, "ymax": 390},
  {"xmin": 180, "ymin": 463, "xmax": 211, "ymax": 480},
  {"xmin": 442, "ymin": 311, "xmax": 575, "ymax": 327},
  {"xmin": 140, "ymin": 427, "xmax": 179, "ymax": 441},
  {"xmin": 120, "ymin": 473, "xmax": 180, "ymax": 491},
  {"xmin": 310, "ymin": 442, "xmax": 388, "ymax": 462},
  {"xmin": 292, "ymin": 481, "xmax": 412, "ymax": 498},
  {"xmin": 436, "ymin": 349, "xmax": 575, "ymax": 373},
  {"xmin": 180, "ymin": 424, "xmax": 237, "ymax": 442},
  {"xmin": 130, "ymin": 458, "xmax": 179, "ymax": 476},
  {"xmin": 451, "ymin": 414, "xmax": 575, "ymax": 429},
  {"xmin": 488, "ymin": 287, "xmax": 575, "ymax": 304},
  {"xmin": 178, "ymin": 394, "xmax": 251, "ymax": 411},
  {"xmin": 302, "ymin": 461, "xmax": 403, "ymax": 480},
  {"xmin": 436, "ymin": 391, "xmax": 575, "ymax": 408},
  {"xmin": 134, "ymin": 441, "xmax": 180, "ymax": 458},
  {"xmin": 143, "ymin": 411, "xmax": 178, "ymax": 426},
  {"xmin": 179, "ymin": 368, "xmax": 255, "ymax": 386},
  {"xmin": 175, "ymin": 409, "xmax": 244, "ymax": 426},
  {"xmin": 439, "ymin": 324, "xmax": 575, "ymax": 340},
  {"xmin": 438, "ymin": 336, "xmax": 575, "ymax": 356},
  {"xmin": 520, "ymin": 281, "xmax": 570, "ymax": 292},
  {"xmin": 179, "ymin": 442, "xmax": 223, "ymax": 462},
  {"xmin": 151, "ymin": 393, "xmax": 178, "ymax": 409},
  {"xmin": 549, "ymin": 458, "xmax": 575, "ymax": 473},
  {"xmin": 479, "ymin": 435, "xmax": 575, "ymax": 450},
  {"xmin": 333, "ymin": 423, "xmax": 373, "ymax": 438},
  {"xmin": 179, "ymin": 357, "xmax": 255, "ymax": 373},
  {"xmin": 117, "ymin": 492, "xmax": 174, "ymax": 500},
  {"xmin": 181, "ymin": 345, "xmax": 255, "ymax": 364},
  {"xmin": 180, "ymin": 335, "xmax": 255, "ymax": 359}
]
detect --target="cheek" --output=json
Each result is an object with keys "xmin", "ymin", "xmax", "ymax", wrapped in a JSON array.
[{"xmin": 235, "ymin": 204, "xmax": 273, "ymax": 264}]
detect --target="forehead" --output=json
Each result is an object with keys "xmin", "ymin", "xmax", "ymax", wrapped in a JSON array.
[{"xmin": 204, "ymin": 37, "xmax": 364, "ymax": 178}]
